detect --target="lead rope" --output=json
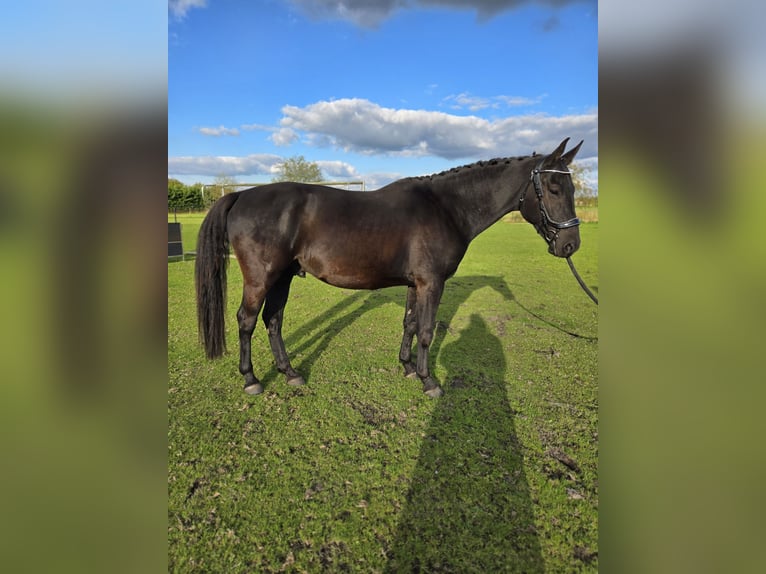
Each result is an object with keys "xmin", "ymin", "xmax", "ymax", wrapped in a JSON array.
[{"xmin": 566, "ymin": 256, "xmax": 598, "ymax": 305}]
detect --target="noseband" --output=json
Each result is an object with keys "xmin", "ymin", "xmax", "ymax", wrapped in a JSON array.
[{"xmin": 520, "ymin": 161, "xmax": 581, "ymax": 249}]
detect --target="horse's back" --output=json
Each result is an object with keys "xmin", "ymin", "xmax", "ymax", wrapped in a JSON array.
[{"xmin": 227, "ymin": 182, "xmax": 413, "ymax": 237}]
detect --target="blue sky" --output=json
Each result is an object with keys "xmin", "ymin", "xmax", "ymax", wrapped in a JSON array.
[{"xmin": 169, "ymin": 0, "xmax": 598, "ymax": 188}]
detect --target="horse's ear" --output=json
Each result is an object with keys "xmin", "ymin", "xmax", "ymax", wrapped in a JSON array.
[
  {"xmin": 542, "ymin": 138, "xmax": 569, "ymax": 167},
  {"xmin": 560, "ymin": 140, "xmax": 584, "ymax": 166}
]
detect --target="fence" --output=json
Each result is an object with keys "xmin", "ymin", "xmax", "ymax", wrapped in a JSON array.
[{"xmin": 200, "ymin": 181, "xmax": 366, "ymax": 201}]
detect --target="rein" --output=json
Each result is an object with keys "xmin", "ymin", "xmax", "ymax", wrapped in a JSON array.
[
  {"xmin": 566, "ymin": 256, "xmax": 599, "ymax": 305},
  {"xmin": 522, "ymin": 162, "xmax": 598, "ymax": 306}
]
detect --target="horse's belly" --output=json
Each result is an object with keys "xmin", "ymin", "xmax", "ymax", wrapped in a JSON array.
[
  {"xmin": 317, "ymin": 274, "xmax": 401, "ymax": 290},
  {"xmin": 298, "ymin": 252, "xmax": 406, "ymax": 290}
]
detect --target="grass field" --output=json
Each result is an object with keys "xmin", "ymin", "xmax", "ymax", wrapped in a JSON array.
[{"xmin": 168, "ymin": 213, "xmax": 598, "ymax": 572}]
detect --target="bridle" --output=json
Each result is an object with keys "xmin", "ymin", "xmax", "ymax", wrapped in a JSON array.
[
  {"xmin": 520, "ymin": 160, "xmax": 598, "ymax": 305},
  {"xmin": 520, "ymin": 161, "xmax": 581, "ymax": 249}
]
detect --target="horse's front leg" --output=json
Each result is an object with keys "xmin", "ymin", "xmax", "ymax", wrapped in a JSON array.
[
  {"xmin": 414, "ymin": 279, "xmax": 445, "ymax": 398},
  {"xmin": 398, "ymin": 286, "xmax": 418, "ymax": 378}
]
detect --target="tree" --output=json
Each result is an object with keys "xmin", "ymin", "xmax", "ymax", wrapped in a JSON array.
[
  {"xmin": 205, "ymin": 174, "xmax": 239, "ymax": 204},
  {"xmin": 168, "ymin": 178, "xmax": 204, "ymax": 211},
  {"xmin": 189, "ymin": 183, "xmax": 208, "ymax": 209},
  {"xmin": 569, "ymin": 162, "xmax": 597, "ymax": 200},
  {"xmin": 168, "ymin": 178, "xmax": 187, "ymax": 210},
  {"xmin": 272, "ymin": 155, "xmax": 323, "ymax": 183}
]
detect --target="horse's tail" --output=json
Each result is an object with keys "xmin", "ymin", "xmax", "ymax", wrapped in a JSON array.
[{"xmin": 195, "ymin": 192, "xmax": 240, "ymax": 359}]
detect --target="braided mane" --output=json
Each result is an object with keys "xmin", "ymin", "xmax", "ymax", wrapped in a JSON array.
[{"xmin": 410, "ymin": 155, "xmax": 533, "ymax": 183}]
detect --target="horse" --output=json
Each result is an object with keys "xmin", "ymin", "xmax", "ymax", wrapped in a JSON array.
[{"xmin": 195, "ymin": 138, "xmax": 584, "ymax": 397}]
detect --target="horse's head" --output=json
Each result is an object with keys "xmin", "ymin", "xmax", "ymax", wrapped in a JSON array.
[{"xmin": 520, "ymin": 138, "xmax": 584, "ymax": 258}]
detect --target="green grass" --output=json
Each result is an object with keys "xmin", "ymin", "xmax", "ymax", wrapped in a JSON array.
[{"xmin": 169, "ymin": 217, "xmax": 598, "ymax": 572}]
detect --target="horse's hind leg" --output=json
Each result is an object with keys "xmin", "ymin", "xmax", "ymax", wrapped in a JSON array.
[
  {"xmin": 238, "ymin": 281, "xmax": 268, "ymax": 394},
  {"xmin": 262, "ymin": 268, "xmax": 305, "ymax": 387}
]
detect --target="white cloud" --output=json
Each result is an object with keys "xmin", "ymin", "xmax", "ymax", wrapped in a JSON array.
[
  {"xmin": 316, "ymin": 160, "xmax": 360, "ymax": 179},
  {"xmin": 197, "ymin": 125, "xmax": 240, "ymax": 137},
  {"xmin": 287, "ymin": 0, "xmax": 593, "ymax": 28},
  {"xmin": 240, "ymin": 123, "xmax": 299, "ymax": 146},
  {"xmin": 496, "ymin": 94, "xmax": 547, "ymax": 107},
  {"xmin": 169, "ymin": 0, "xmax": 207, "ymax": 20},
  {"xmin": 443, "ymin": 92, "xmax": 545, "ymax": 111},
  {"xmin": 287, "ymin": 0, "xmax": 403, "ymax": 28},
  {"xmin": 271, "ymin": 127, "xmax": 299, "ymax": 146},
  {"xmin": 168, "ymin": 153, "xmax": 398, "ymax": 189},
  {"xmin": 279, "ymin": 97, "xmax": 597, "ymax": 160},
  {"xmin": 444, "ymin": 93, "xmax": 493, "ymax": 111},
  {"xmin": 168, "ymin": 153, "xmax": 283, "ymax": 177}
]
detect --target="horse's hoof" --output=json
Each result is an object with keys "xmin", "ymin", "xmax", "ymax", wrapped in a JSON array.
[
  {"xmin": 287, "ymin": 376, "xmax": 306, "ymax": 387},
  {"xmin": 424, "ymin": 386, "xmax": 444, "ymax": 398},
  {"xmin": 405, "ymin": 371, "xmax": 418, "ymax": 379},
  {"xmin": 244, "ymin": 383, "xmax": 264, "ymax": 395}
]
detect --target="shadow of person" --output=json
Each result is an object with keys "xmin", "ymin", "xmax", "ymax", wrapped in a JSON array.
[
  {"xmin": 428, "ymin": 275, "xmax": 514, "ymax": 367},
  {"xmin": 385, "ymin": 314, "xmax": 545, "ymax": 573}
]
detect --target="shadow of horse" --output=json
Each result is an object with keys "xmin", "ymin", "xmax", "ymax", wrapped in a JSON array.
[
  {"xmin": 385, "ymin": 314, "xmax": 544, "ymax": 572},
  {"xmin": 258, "ymin": 287, "xmax": 401, "ymax": 386}
]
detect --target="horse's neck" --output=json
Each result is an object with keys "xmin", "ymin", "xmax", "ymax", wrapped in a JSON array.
[{"xmin": 432, "ymin": 159, "xmax": 532, "ymax": 241}]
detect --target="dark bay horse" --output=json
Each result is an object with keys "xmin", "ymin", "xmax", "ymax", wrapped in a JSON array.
[{"xmin": 196, "ymin": 138, "xmax": 584, "ymax": 397}]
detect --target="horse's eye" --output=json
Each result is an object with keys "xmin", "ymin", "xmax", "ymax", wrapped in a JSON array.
[{"xmin": 549, "ymin": 185, "xmax": 560, "ymax": 195}]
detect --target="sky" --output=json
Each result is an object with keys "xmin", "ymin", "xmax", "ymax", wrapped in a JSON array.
[{"xmin": 168, "ymin": 0, "xmax": 598, "ymax": 189}]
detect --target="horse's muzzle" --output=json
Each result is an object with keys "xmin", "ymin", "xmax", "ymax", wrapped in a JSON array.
[
  {"xmin": 550, "ymin": 229, "xmax": 580, "ymax": 258},
  {"xmin": 561, "ymin": 239, "xmax": 580, "ymax": 257}
]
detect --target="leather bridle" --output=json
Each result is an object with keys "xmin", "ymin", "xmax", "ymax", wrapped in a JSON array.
[{"xmin": 520, "ymin": 161, "xmax": 581, "ymax": 250}]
